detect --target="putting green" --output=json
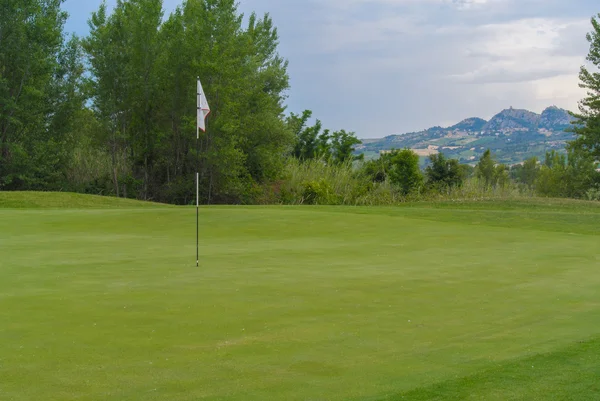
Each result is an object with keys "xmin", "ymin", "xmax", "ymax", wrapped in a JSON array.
[{"xmin": 1, "ymin": 193, "xmax": 599, "ymax": 400}]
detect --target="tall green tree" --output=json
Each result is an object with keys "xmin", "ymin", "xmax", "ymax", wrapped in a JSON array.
[
  {"xmin": 83, "ymin": 0, "xmax": 293, "ymax": 204},
  {"xmin": 123, "ymin": 0, "xmax": 164, "ymax": 200},
  {"xmin": 83, "ymin": 1, "xmax": 131, "ymax": 196},
  {"xmin": 536, "ymin": 149, "xmax": 597, "ymax": 198},
  {"xmin": 475, "ymin": 149, "xmax": 496, "ymax": 188},
  {"xmin": 425, "ymin": 153, "xmax": 464, "ymax": 189},
  {"xmin": 0, "ymin": 0, "xmax": 85, "ymax": 189},
  {"xmin": 475, "ymin": 149, "xmax": 509, "ymax": 188},
  {"xmin": 569, "ymin": 13, "xmax": 600, "ymax": 160},
  {"xmin": 386, "ymin": 149, "xmax": 423, "ymax": 195},
  {"xmin": 289, "ymin": 110, "xmax": 329, "ymax": 161},
  {"xmin": 179, "ymin": 0, "xmax": 292, "ymax": 203},
  {"xmin": 330, "ymin": 129, "xmax": 362, "ymax": 164},
  {"xmin": 537, "ymin": 151, "xmax": 569, "ymax": 197},
  {"xmin": 289, "ymin": 110, "xmax": 362, "ymax": 164},
  {"xmin": 513, "ymin": 157, "xmax": 539, "ymax": 188},
  {"xmin": 84, "ymin": 0, "xmax": 164, "ymax": 200},
  {"xmin": 362, "ymin": 156, "xmax": 388, "ymax": 183}
]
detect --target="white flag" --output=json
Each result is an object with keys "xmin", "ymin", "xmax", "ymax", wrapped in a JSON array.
[{"xmin": 197, "ymin": 78, "xmax": 210, "ymax": 136}]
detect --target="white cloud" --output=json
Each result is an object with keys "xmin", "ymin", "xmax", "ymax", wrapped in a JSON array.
[
  {"xmin": 239, "ymin": 0, "xmax": 595, "ymax": 137},
  {"xmin": 448, "ymin": 18, "xmax": 589, "ymax": 85},
  {"xmin": 63, "ymin": 0, "xmax": 596, "ymax": 137}
]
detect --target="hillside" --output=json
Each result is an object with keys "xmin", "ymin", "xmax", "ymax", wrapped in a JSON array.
[{"xmin": 357, "ymin": 106, "xmax": 576, "ymax": 165}]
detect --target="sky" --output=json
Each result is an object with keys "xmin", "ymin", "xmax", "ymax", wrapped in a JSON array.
[{"xmin": 62, "ymin": 0, "xmax": 600, "ymax": 138}]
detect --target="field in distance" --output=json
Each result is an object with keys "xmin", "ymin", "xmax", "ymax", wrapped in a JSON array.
[{"xmin": 1, "ymin": 192, "xmax": 600, "ymax": 400}]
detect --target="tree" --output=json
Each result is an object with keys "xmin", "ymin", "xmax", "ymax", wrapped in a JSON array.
[
  {"xmin": 475, "ymin": 149, "xmax": 508, "ymax": 188},
  {"xmin": 425, "ymin": 153, "xmax": 464, "ymax": 189},
  {"xmin": 475, "ymin": 149, "xmax": 496, "ymax": 187},
  {"xmin": 494, "ymin": 163, "xmax": 510, "ymax": 188},
  {"xmin": 512, "ymin": 157, "xmax": 539, "ymax": 188},
  {"xmin": 536, "ymin": 149, "xmax": 598, "ymax": 198},
  {"xmin": 386, "ymin": 149, "xmax": 423, "ymax": 195},
  {"xmin": 362, "ymin": 157, "xmax": 388, "ymax": 183},
  {"xmin": 83, "ymin": 2, "xmax": 131, "ymax": 197},
  {"xmin": 123, "ymin": 0, "xmax": 164, "ymax": 200},
  {"xmin": 0, "ymin": 0, "xmax": 85, "ymax": 190},
  {"xmin": 459, "ymin": 164, "xmax": 475, "ymax": 179},
  {"xmin": 289, "ymin": 110, "xmax": 330, "ymax": 161},
  {"xmin": 289, "ymin": 110, "xmax": 362, "ymax": 164},
  {"xmin": 330, "ymin": 129, "xmax": 362, "ymax": 164},
  {"xmin": 569, "ymin": 13, "xmax": 600, "ymax": 160},
  {"xmin": 82, "ymin": 0, "xmax": 294, "ymax": 204}
]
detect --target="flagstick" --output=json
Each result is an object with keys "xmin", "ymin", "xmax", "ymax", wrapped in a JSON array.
[
  {"xmin": 196, "ymin": 77, "xmax": 200, "ymax": 268},
  {"xmin": 196, "ymin": 76, "xmax": 210, "ymax": 267},
  {"xmin": 196, "ymin": 125, "xmax": 199, "ymax": 267}
]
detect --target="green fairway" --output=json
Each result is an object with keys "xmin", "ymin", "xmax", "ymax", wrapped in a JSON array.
[{"xmin": 1, "ymin": 193, "xmax": 600, "ymax": 400}]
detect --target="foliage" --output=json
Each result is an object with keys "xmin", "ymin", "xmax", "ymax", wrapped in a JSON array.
[
  {"xmin": 361, "ymin": 157, "xmax": 388, "ymax": 183},
  {"xmin": 81, "ymin": 0, "xmax": 293, "ymax": 204},
  {"xmin": 536, "ymin": 149, "xmax": 599, "ymax": 198},
  {"xmin": 2, "ymin": 2, "xmax": 600, "ymax": 205},
  {"xmin": 459, "ymin": 164, "xmax": 475, "ymax": 179},
  {"xmin": 289, "ymin": 110, "xmax": 362, "ymax": 165},
  {"xmin": 301, "ymin": 179, "xmax": 337, "ymax": 205},
  {"xmin": 569, "ymin": 13, "xmax": 600, "ymax": 161},
  {"xmin": 425, "ymin": 153, "xmax": 465, "ymax": 189},
  {"xmin": 383, "ymin": 149, "xmax": 423, "ymax": 195},
  {"xmin": 418, "ymin": 177, "xmax": 533, "ymax": 202},
  {"xmin": 278, "ymin": 158, "xmax": 374, "ymax": 205},
  {"xmin": 511, "ymin": 157, "xmax": 540, "ymax": 189},
  {"xmin": 361, "ymin": 149, "xmax": 424, "ymax": 194},
  {"xmin": 0, "ymin": 0, "xmax": 85, "ymax": 190},
  {"xmin": 475, "ymin": 149, "xmax": 510, "ymax": 188},
  {"xmin": 289, "ymin": 110, "xmax": 330, "ymax": 161},
  {"xmin": 330, "ymin": 129, "xmax": 363, "ymax": 164},
  {"xmin": 475, "ymin": 149, "xmax": 496, "ymax": 187}
]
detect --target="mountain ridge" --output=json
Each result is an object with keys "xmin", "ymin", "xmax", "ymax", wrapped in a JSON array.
[{"xmin": 357, "ymin": 106, "xmax": 577, "ymax": 165}]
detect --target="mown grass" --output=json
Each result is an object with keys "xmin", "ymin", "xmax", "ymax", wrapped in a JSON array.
[
  {"xmin": 0, "ymin": 191, "xmax": 169, "ymax": 209},
  {"xmin": 387, "ymin": 336, "xmax": 600, "ymax": 400},
  {"xmin": 1, "ymin": 193, "xmax": 600, "ymax": 400}
]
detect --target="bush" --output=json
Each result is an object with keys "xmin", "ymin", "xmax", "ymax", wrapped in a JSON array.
[
  {"xmin": 384, "ymin": 149, "xmax": 423, "ymax": 195},
  {"xmin": 425, "ymin": 153, "xmax": 465, "ymax": 190},
  {"xmin": 301, "ymin": 179, "xmax": 337, "ymax": 205},
  {"xmin": 276, "ymin": 155, "xmax": 537, "ymax": 206},
  {"xmin": 535, "ymin": 149, "xmax": 598, "ymax": 199},
  {"xmin": 278, "ymin": 158, "xmax": 376, "ymax": 205},
  {"xmin": 475, "ymin": 149, "xmax": 510, "ymax": 189},
  {"xmin": 585, "ymin": 185, "xmax": 600, "ymax": 201}
]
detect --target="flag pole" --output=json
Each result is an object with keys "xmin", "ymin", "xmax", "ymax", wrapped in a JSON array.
[
  {"xmin": 196, "ymin": 77, "xmax": 200, "ymax": 268},
  {"xmin": 196, "ymin": 76, "xmax": 210, "ymax": 267}
]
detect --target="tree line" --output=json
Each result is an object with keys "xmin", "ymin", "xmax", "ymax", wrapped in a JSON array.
[
  {"xmin": 2, "ymin": 0, "xmax": 307, "ymax": 204},
  {"xmin": 2, "ymin": 1, "xmax": 600, "ymax": 205}
]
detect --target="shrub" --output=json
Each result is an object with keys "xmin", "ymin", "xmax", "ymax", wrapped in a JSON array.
[
  {"xmin": 301, "ymin": 179, "xmax": 337, "ymax": 205},
  {"xmin": 385, "ymin": 149, "xmax": 423, "ymax": 195},
  {"xmin": 425, "ymin": 153, "xmax": 465, "ymax": 190}
]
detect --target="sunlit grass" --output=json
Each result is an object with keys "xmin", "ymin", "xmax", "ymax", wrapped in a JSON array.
[{"xmin": 1, "ymin": 193, "xmax": 599, "ymax": 400}]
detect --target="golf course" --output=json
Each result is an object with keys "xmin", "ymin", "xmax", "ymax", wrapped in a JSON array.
[{"xmin": 1, "ymin": 192, "xmax": 600, "ymax": 400}]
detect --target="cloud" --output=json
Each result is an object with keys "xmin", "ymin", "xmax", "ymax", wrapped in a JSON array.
[
  {"xmin": 447, "ymin": 18, "xmax": 589, "ymax": 84},
  {"xmin": 272, "ymin": 0, "xmax": 593, "ymax": 136},
  {"xmin": 63, "ymin": 0, "xmax": 597, "ymax": 137}
]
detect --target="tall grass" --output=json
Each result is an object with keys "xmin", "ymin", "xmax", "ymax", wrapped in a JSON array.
[
  {"xmin": 420, "ymin": 178, "xmax": 536, "ymax": 202},
  {"xmin": 277, "ymin": 158, "xmax": 373, "ymax": 205},
  {"xmin": 66, "ymin": 140, "xmax": 130, "ymax": 195},
  {"xmin": 275, "ymin": 158, "xmax": 536, "ymax": 206}
]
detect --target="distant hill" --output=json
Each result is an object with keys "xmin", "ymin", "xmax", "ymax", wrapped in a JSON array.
[{"xmin": 357, "ymin": 106, "xmax": 577, "ymax": 165}]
